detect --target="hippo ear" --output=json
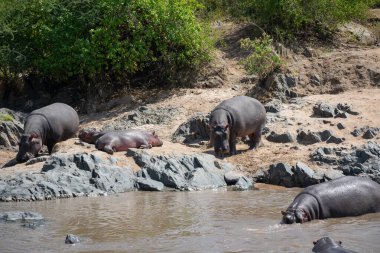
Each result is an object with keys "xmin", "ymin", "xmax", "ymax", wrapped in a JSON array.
[
  {"xmin": 281, "ymin": 211, "xmax": 286, "ymax": 215},
  {"xmin": 338, "ymin": 241, "xmax": 342, "ymax": 245},
  {"xmin": 313, "ymin": 241, "xmax": 317, "ymax": 245}
]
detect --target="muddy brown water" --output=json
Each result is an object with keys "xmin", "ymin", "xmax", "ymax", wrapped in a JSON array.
[{"xmin": 0, "ymin": 188, "xmax": 379, "ymax": 253}]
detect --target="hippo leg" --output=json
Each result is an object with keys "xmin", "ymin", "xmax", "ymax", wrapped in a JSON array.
[
  {"xmin": 229, "ymin": 133, "xmax": 237, "ymax": 155},
  {"xmin": 140, "ymin": 144, "xmax": 152, "ymax": 149},
  {"xmin": 103, "ymin": 145, "xmax": 115, "ymax": 155},
  {"xmin": 249, "ymin": 132, "xmax": 261, "ymax": 149}
]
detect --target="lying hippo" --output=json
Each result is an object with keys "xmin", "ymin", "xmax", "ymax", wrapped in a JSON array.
[
  {"xmin": 312, "ymin": 237, "xmax": 358, "ymax": 253},
  {"xmin": 16, "ymin": 103, "xmax": 79, "ymax": 162},
  {"xmin": 78, "ymin": 128, "xmax": 107, "ymax": 144},
  {"xmin": 95, "ymin": 130, "xmax": 163, "ymax": 154},
  {"xmin": 282, "ymin": 176, "xmax": 380, "ymax": 224},
  {"xmin": 209, "ymin": 95, "xmax": 266, "ymax": 157}
]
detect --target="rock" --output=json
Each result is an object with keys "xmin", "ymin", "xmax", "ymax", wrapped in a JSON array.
[
  {"xmin": 65, "ymin": 234, "xmax": 80, "ymax": 244},
  {"xmin": 172, "ymin": 113, "xmax": 210, "ymax": 144},
  {"xmin": 0, "ymin": 211, "xmax": 44, "ymax": 222},
  {"xmin": 293, "ymin": 162, "xmax": 323, "ymax": 187},
  {"xmin": 337, "ymin": 123, "xmax": 345, "ymax": 130},
  {"xmin": 0, "ymin": 153, "xmax": 136, "ymax": 202},
  {"xmin": 336, "ymin": 103, "xmax": 359, "ymax": 115},
  {"xmin": 351, "ymin": 126, "xmax": 380, "ymax": 138},
  {"xmin": 267, "ymin": 163, "xmax": 294, "ymax": 187},
  {"xmin": 130, "ymin": 149, "xmax": 234, "ymax": 190},
  {"xmin": 262, "ymin": 73, "xmax": 298, "ymax": 100},
  {"xmin": 313, "ymin": 103, "xmax": 335, "ymax": 118},
  {"xmin": 310, "ymin": 142, "xmax": 380, "ymax": 183},
  {"xmin": 323, "ymin": 169, "xmax": 344, "ymax": 180},
  {"xmin": 0, "ymin": 108, "xmax": 25, "ymax": 150},
  {"xmin": 363, "ymin": 129, "xmax": 378, "ymax": 139},
  {"xmin": 266, "ymin": 131, "xmax": 294, "ymax": 143},
  {"xmin": 334, "ymin": 111, "xmax": 349, "ymax": 118},
  {"xmin": 309, "ymin": 74, "xmax": 322, "ymax": 85},
  {"xmin": 224, "ymin": 171, "xmax": 245, "ymax": 185},
  {"xmin": 264, "ymin": 99, "xmax": 282, "ymax": 113},
  {"xmin": 297, "ymin": 130, "xmax": 322, "ymax": 144},
  {"xmin": 232, "ymin": 176, "xmax": 254, "ymax": 190},
  {"xmin": 338, "ymin": 22, "xmax": 377, "ymax": 45},
  {"xmin": 326, "ymin": 135, "xmax": 345, "ymax": 144},
  {"xmin": 136, "ymin": 177, "xmax": 164, "ymax": 191}
]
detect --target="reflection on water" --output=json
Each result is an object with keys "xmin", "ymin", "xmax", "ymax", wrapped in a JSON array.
[{"xmin": 0, "ymin": 188, "xmax": 379, "ymax": 253}]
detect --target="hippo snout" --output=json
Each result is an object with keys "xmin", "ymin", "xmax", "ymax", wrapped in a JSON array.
[{"xmin": 282, "ymin": 213, "xmax": 296, "ymax": 224}]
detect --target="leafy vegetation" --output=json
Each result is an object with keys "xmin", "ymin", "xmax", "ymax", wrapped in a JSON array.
[
  {"xmin": 0, "ymin": 0, "xmax": 211, "ymax": 87},
  {"xmin": 200, "ymin": 0, "xmax": 376, "ymax": 39},
  {"xmin": 240, "ymin": 35, "xmax": 283, "ymax": 78},
  {"xmin": 0, "ymin": 113, "xmax": 14, "ymax": 122}
]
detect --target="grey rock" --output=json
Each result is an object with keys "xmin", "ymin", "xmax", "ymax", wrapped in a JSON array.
[
  {"xmin": 172, "ymin": 113, "xmax": 210, "ymax": 144},
  {"xmin": 65, "ymin": 234, "xmax": 80, "ymax": 244},
  {"xmin": 363, "ymin": 129, "xmax": 378, "ymax": 139},
  {"xmin": 267, "ymin": 163, "xmax": 294, "ymax": 187},
  {"xmin": 232, "ymin": 176, "xmax": 253, "ymax": 190},
  {"xmin": 0, "ymin": 153, "xmax": 136, "ymax": 202},
  {"xmin": 266, "ymin": 131, "xmax": 294, "ymax": 143},
  {"xmin": 297, "ymin": 130, "xmax": 322, "ymax": 144},
  {"xmin": 224, "ymin": 171, "xmax": 245, "ymax": 185},
  {"xmin": 0, "ymin": 108, "xmax": 26, "ymax": 150},
  {"xmin": 293, "ymin": 162, "xmax": 323, "ymax": 187},
  {"xmin": 323, "ymin": 169, "xmax": 344, "ymax": 180},
  {"xmin": 264, "ymin": 99, "xmax": 282, "ymax": 113},
  {"xmin": 313, "ymin": 103, "xmax": 335, "ymax": 118},
  {"xmin": 136, "ymin": 178, "xmax": 164, "ymax": 191},
  {"xmin": 351, "ymin": 126, "xmax": 380, "ymax": 138},
  {"xmin": 0, "ymin": 211, "xmax": 44, "ymax": 222},
  {"xmin": 337, "ymin": 123, "xmax": 345, "ymax": 130},
  {"xmin": 326, "ymin": 135, "xmax": 345, "ymax": 144},
  {"xmin": 130, "ymin": 150, "xmax": 233, "ymax": 190},
  {"xmin": 310, "ymin": 74, "xmax": 322, "ymax": 86}
]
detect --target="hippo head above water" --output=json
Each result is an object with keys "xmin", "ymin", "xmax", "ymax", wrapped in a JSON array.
[
  {"xmin": 210, "ymin": 124, "xmax": 230, "ymax": 157},
  {"xmin": 281, "ymin": 208, "xmax": 310, "ymax": 224},
  {"xmin": 16, "ymin": 133, "xmax": 43, "ymax": 162}
]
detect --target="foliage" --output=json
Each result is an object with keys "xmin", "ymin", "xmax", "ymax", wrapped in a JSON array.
[
  {"xmin": 0, "ymin": 0, "xmax": 211, "ymax": 85},
  {"xmin": 240, "ymin": 34, "xmax": 283, "ymax": 78},
  {"xmin": 0, "ymin": 113, "xmax": 14, "ymax": 122},
  {"xmin": 200, "ymin": 0, "xmax": 375, "ymax": 39}
]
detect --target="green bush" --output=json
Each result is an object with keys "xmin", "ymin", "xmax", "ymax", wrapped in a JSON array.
[
  {"xmin": 0, "ymin": 0, "xmax": 211, "ymax": 85},
  {"xmin": 240, "ymin": 34, "xmax": 283, "ymax": 78},
  {"xmin": 200, "ymin": 0, "xmax": 375, "ymax": 39},
  {"xmin": 0, "ymin": 113, "xmax": 14, "ymax": 122}
]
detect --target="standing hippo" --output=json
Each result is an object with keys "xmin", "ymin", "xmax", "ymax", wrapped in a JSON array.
[
  {"xmin": 209, "ymin": 95, "xmax": 266, "ymax": 157},
  {"xmin": 16, "ymin": 103, "xmax": 79, "ymax": 162},
  {"xmin": 312, "ymin": 237, "xmax": 357, "ymax": 253},
  {"xmin": 95, "ymin": 130, "xmax": 163, "ymax": 154},
  {"xmin": 78, "ymin": 128, "xmax": 107, "ymax": 144},
  {"xmin": 281, "ymin": 176, "xmax": 380, "ymax": 224}
]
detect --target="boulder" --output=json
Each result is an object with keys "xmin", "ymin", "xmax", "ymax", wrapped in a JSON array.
[
  {"xmin": 172, "ymin": 113, "xmax": 210, "ymax": 144},
  {"xmin": 266, "ymin": 131, "xmax": 294, "ymax": 143}
]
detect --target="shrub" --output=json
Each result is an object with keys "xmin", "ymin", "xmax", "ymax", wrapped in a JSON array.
[
  {"xmin": 240, "ymin": 34, "xmax": 283, "ymax": 78},
  {"xmin": 0, "ymin": 113, "xmax": 14, "ymax": 122},
  {"xmin": 0, "ymin": 0, "xmax": 211, "ymax": 86}
]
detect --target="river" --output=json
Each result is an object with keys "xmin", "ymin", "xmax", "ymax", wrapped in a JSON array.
[{"xmin": 0, "ymin": 186, "xmax": 379, "ymax": 253}]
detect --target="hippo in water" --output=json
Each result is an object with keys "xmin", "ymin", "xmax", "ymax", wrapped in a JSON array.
[
  {"xmin": 282, "ymin": 176, "xmax": 380, "ymax": 224},
  {"xmin": 312, "ymin": 237, "xmax": 358, "ymax": 253},
  {"xmin": 16, "ymin": 103, "xmax": 79, "ymax": 162},
  {"xmin": 209, "ymin": 95, "xmax": 266, "ymax": 157},
  {"xmin": 94, "ymin": 130, "xmax": 163, "ymax": 154}
]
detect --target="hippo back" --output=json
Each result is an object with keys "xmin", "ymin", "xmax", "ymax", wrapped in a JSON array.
[
  {"xmin": 213, "ymin": 96, "xmax": 266, "ymax": 136},
  {"xmin": 302, "ymin": 176, "xmax": 380, "ymax": 219}
]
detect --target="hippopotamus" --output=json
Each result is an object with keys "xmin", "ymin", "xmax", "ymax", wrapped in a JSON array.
[
  {"xmin": 94, "ymin": 130, "xmax": 163, "ymax": 154},
  {"xmin": 78, "ymin": 128, "xmax": 107, "ymax": 144},
  {"xmin": 16, "ymin": 103, "xmax": 79, "ymax": 162},
  {"xmin": 282, "ymin": 176, "xmax": 380, "ymax": 224},
  {"xmin": 312, "ymin": 237, "xmax": 358, "ymax": 253},
  {"xmin": 209, "ymin": 95, "xmax": 266, "ymax": 157}
]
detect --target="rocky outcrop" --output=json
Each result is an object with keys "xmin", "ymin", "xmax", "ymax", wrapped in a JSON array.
[
  {"xmin": 253, "ymin": 161, "xmax": 343, "ymax": 188},
  {"xmin": 313, "ymin": 102, "xmax": 359, "ymax": 118},
  {"xmin": 130, "ymin": 149, "xmax": 253, "ymax": 191},
  {"xmin": 297, "ymin": 129, "xmax": 344, "ymax": 145},
  {"xmin": 0, "ymin": 153, "xmax": 136, "ymax": 201},
  {"xmin": 311, "ymin": 142, "xmax": 380, "ymax": 183},
  {"xmin": 0, "ymin": 150, "xmax": 253, "ymax": 201},
  {"xmin": 351, "ymin": 126, "xmax": 380, "ymax": 139},
  {"xmin": 266, "ymin": 131, "xmax": 294, "ymax": 143},
  {"xmin": 172, "ymin": 113, "xmax": 210, "ymax": 144},
  {"xmin": 0, "ymin": 108, "xmax": 25, "ymax": 150}
]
